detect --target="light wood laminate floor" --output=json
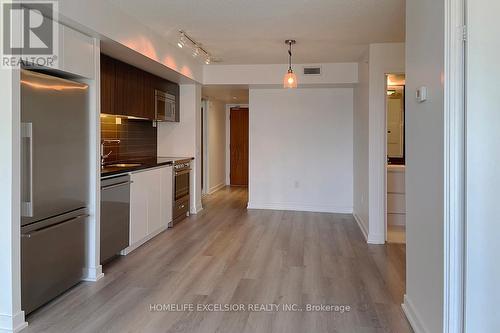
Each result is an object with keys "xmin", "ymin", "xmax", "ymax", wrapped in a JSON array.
[
  {"xmin": 387, "ymin": 225, "xmax": 406, "ymax": 244},
  {"xmin": 25, "ymin": 187, "xmax": 412, "ymax": 333}
]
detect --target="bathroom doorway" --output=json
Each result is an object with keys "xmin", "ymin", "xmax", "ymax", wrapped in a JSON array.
[{"xmin": 386, "ymin": 74, "xmax": 406, "ymax": 243}]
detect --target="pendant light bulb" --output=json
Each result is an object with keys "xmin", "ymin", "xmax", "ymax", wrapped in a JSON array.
[
  {"xmin": 284, "ymin": 69, "xmax": 297, "ymax": 89},
  {"xmin": 283, "ymin": 40, "xmax": 297, "ymax": 88}
]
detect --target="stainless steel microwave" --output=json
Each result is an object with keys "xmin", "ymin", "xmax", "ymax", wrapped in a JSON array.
[{"xmin": 155, "ymin": 90, "xmax": 176, "ymax": 122}]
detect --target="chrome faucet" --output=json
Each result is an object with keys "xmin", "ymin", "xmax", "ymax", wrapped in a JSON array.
[{"xmin": 101, "ymin": 139, "xmax": 120, "ymax": 167}]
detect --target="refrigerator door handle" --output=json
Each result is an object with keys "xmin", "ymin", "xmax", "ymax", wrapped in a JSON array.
[
  {"xmin": 21, "ymin": 213, "xmax": 89, "ymax": 238},
  {"xmin": 21, "ymin": 122, "xmax": 33, "ymax": 217}
]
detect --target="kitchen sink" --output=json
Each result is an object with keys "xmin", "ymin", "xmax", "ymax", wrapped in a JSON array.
[{"xmin": 106, "ymin": 163, "xmax": 142, "ymax": 168}]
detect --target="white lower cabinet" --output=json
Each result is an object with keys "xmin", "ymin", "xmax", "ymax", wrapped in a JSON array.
[
  {"xmin": 125, "ymin": 166, "xmax": 172, "ymax": 253},
  {"xmin": 129, "ymin": 170, "xmax": 150, "ymax": 245}
]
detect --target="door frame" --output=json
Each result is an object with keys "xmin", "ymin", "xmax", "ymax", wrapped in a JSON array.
[
  {"xmin": 443, "ymin": 0, "xmax": 466, "ymax": 331},
  {"xmin": 201, "ymin": 99, "xmax": 208, "ymax": 196},
  {"xmin": 383, "ymin": 73, "xmax": 406, "ymax": 244},
  {"xmin": 225, "ymin": 104, "xmax": 249, "ymax": 185}
]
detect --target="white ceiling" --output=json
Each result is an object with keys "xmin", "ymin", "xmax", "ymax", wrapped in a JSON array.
[{"xmin": 106, "ymin": 0, "xmax": 405, "ymax": 64}]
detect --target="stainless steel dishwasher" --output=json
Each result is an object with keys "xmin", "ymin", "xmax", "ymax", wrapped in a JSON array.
[{"xmin": 100, "ymin": 175, "xmax": 131, "ymax": 264}]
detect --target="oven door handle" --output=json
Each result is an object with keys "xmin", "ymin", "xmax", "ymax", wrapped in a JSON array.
[{"xmin": 175, "ymin": 169, "xmax": 191, "ymax": 176}]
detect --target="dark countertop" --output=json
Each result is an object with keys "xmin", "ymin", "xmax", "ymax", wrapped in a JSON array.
[{"xmin": 101, "ymin": 156, "xmax": 194, "ymax": 178}]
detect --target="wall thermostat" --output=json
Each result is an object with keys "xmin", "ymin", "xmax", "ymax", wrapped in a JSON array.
[{"xmin": 416, "ymin": 86, "xmax": 428, "ymax": 103}]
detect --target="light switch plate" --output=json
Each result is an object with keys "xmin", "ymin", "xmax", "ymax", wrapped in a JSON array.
[{"xmin": 416, "ymin": 86, "xmax": 428, "ymax": 103}]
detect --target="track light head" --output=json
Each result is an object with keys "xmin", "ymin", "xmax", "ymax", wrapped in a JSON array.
[
  {"xmin": 178, "ymin": 30, "xmax": 216, "ymax": 64},
  {"xmin": 177, "ymin": 33, "xmax": 186, "ymax": 48}
]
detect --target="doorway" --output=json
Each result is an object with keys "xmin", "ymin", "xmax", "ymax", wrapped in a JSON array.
[
  {"xmin": 229, "ymin": 107, "xmax": 249, "ymax": 186},
  {"xmin": 385, "ymin": 73, "xmax": 406, "ymax": 244}
]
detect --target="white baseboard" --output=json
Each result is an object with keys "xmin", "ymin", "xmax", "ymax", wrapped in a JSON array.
[
  {"xmin": 82, "ymin": 265, "xmax": 104, "ymax": 282},
  {"xmin": 247, "ymin": 201, "xmax": 352, "ymax": 214},
  {"xmin": 402, "ymin": 294, "xmax": 430, "ymax": 333},
  {"xmin": 208, "ymin": 183, "xmax": 226, "ymax": 194},
  {"xmin": 0, "ymin": 311, "xmax": 28, "ymax": 333},
  {"xmin": 367, "ymin": 232, "xmax": 385, "ymax": 244},
  {"xmin": 120, "ymin": 225, "xmax": 168, "ymax": 255},
  {"xmin": 353, "ymin": 213, "xmax": 385, "ymax": 244},
  {"xmin": 191, "ymin": 202, "xmax": 203, "ymax": 214},
  {"xmin": 353, "ymin": 213, "xmax": 369, "ymax": 241}
]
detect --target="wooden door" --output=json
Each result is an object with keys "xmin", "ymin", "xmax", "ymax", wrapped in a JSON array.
[{"xmin": 230, "ymin": 108, "xmax": 249, "ymax": 186}]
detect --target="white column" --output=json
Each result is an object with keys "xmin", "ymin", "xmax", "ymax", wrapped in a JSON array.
[
  {"xmin": 0, "ymin": 68, "xmax": 28, "ymax": 332},
  {"xmin": 193, "ymin": 84, "xmax": 203, "ymax": 213},
  {"xmin": 465, "ymin": 0, "xmax": 500, "ymax": 331},
  {"xmin": 82, "ymin": 38, "xmax": 104, "ymax": 281}
]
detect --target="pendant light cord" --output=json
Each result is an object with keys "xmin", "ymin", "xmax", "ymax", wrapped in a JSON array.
[{"xmin": 288, "ymin": 42, "xmax": 292, "ymax": 71}]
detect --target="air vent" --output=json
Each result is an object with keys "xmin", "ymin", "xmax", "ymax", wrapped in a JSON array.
[{"xmin": 303, "ymin": 66, "xmax": 322, "ymax": 76}]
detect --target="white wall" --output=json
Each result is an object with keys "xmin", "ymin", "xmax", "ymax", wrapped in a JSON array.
[
  {"xmin": 367, "ymin": 43, "xmax": 405, "ymax": 243},
  {"xmin": 204, "ymin": 63, "xmax": 358, "ymax": 86},
  {"xmin": 465, "ymin": 0, "xmax": 500, "ymax": 331},
  {"xmin": 0, "ymin": 69, "xmax": 27, "ymax": 332},
  {"xmin": 248, "ymin": 88, "xmax": 353, "ymax": 213},
  {"xmin": 403, "ymin": 1, "xmax": 445, "ymax": 332},
  {"xmin": 158, "ymin": 84, "xmax": 203, "ymax": 213},
  {"xmin": 206, "ymin": 100, "xmax": 226, "ymax": 193},
  {"xmin": 352, "ymin": 43, "xmax": 405, "ymax": 244},
  {"xmin": 353, "ymin": 51, "xmax": 370, "ymax": 237}
]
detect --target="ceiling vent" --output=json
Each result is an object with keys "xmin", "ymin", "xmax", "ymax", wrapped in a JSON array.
[{"xmin": 303, "ymin": 66, "xmax": 322, "ymax": 76}]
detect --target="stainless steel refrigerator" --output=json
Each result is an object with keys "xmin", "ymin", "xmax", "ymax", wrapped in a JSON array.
[{"xmin": 20, "ymin": 69, "xmax": 89, "ymax": 314}]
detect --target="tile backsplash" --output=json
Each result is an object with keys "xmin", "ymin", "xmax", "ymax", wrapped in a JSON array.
[{"xmin": 101, "ymin": 116, "xmax": 157, "ymax": 164}]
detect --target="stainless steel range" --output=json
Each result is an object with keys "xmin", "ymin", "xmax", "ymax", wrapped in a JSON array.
[{"xmin": 172, "ymin": 159, "xmax": 191, "ymax": 225}]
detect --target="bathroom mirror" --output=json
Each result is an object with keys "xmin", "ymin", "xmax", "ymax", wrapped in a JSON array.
[{"xmin": 386, "ymin": 74, "xmax": 405, "ymax": 165}]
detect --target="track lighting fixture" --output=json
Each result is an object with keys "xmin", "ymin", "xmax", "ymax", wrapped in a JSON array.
[{"xmin": 177, "ymin": 30, "xmax": 215, "ymax": 64}]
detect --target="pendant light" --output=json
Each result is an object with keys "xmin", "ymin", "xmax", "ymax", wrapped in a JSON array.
[{"xmin": 283, "ymin": 40, "xmax": 297, "ymax": 89}]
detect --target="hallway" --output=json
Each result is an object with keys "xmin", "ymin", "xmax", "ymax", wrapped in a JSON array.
[{"xmin": 24, "ymin": 187, "xmax": 411, "ymax": 333}]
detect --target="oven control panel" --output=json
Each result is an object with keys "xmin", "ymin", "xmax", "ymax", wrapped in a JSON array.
[{"xmin": 174, "ymin": 162, "xmax": 190, "ymax": 170}]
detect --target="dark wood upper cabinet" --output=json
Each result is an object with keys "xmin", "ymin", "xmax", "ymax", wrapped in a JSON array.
[
  {"xmin": 100, "ymin": 54, "xmax": 116, "ymax": 115},
  {"xmin": 143, "ymin": 72, "xmax": 156, "ymax": 120},
  {"xmin": 113, "ymin": 59, "xmax": 127, "ymax": 117},
  {"xmin": 100, "ymin": 54, "xmax": 179, "ymax": 121}
]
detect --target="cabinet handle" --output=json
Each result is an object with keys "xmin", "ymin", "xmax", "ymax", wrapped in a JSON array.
[
  {"xmin": 101, "ymin": 180, "xmax": 133, "ymax": 190},
  {"xmin": 175, "ymin": 169, "xmax": 191, "ymax": 176}
]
